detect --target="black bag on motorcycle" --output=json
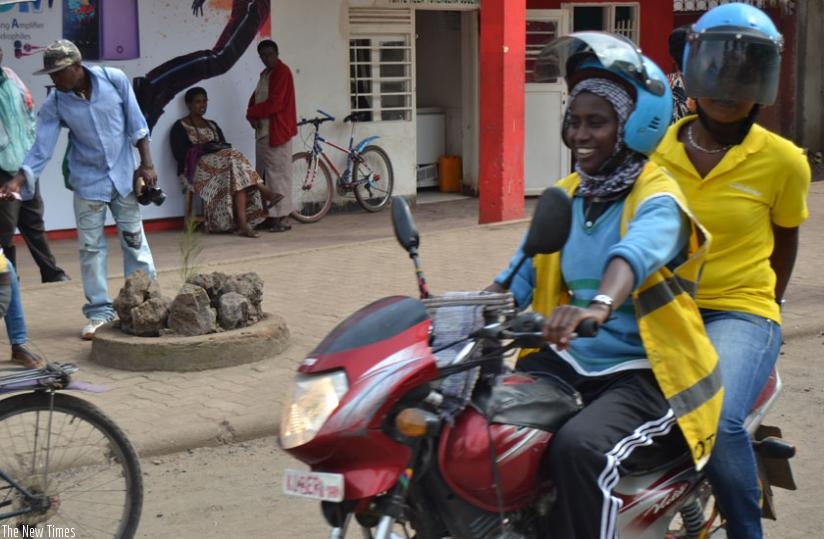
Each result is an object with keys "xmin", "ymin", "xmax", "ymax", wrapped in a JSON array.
[{"xmin": 483, "ymin": 373, "xmax": 584, "ymax": 432}]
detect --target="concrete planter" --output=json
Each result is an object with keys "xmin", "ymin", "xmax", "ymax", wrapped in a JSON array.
[{"xmin": 90, "ymin": 313, "xmax": 289, "ymax": 372}]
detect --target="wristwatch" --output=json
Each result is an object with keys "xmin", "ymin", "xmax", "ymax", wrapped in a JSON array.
[{"xmin": 589, "ymin": 294, "xmax": 614, "ymax": 317}]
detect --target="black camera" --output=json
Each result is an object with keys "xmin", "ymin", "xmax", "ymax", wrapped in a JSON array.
[
  {"xmin": 137, "ymin": 185, "xmax": 166, "ymax": 206},
  {"xmin": 134, "ymin": 177, "xmax": 166, "ymax": 206}
]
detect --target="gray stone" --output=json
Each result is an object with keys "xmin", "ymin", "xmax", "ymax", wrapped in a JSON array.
[
  {"xmin": 218, "ymin": 292, "xmax": 250, "ymax": 330},
  {"xmin": 147, "ymin": 279, "xmax": 163, "ymax": 299},
  {"xmin": 113, "ymin": 291, "xmax": 143, "ymax": 328},
  {"xmin": 115, "ymin": 270, "xmax": 166, "ymax": 333},
  {"xmin": 220, "ymin": 273, "xmax": 264, "ymax": 317},
  {"xmin": 131, "ymin": 296, "xmax": 171, "ymax": 337},
  {"xmin": 124, "ymin": 269, "xmax": 153, "ymax": 296},
  {"xmin": 168, "ymin": 284, "xmax": 217, "ymax": 336}
]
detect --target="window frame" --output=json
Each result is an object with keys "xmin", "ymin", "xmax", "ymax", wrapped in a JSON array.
[
  {"xmin": 348, "ymin": 8, "xmax": 414, "ymax": 123},
  {"xmin": 566, "ymin": 2, "xmax": 641, "ymax": 45}
]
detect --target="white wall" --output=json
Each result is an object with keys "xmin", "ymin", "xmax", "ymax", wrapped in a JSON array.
[
  {"xmin": 1, "ymin": 0, "xmax": 418, "ymax": 232},
  {"xmin": 2, "ymin": 0, "xmax": 265, "ymax": 229}
]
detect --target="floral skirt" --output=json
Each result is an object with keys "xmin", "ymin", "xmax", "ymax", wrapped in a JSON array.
[{"xmin": 192, "ymin": 148, "xmax": 268, "ymax": 233}]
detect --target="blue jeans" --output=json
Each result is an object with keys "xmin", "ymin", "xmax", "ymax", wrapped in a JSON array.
[
  {"xmin": 702, "ymin": 309, "xmax": 782, "ymax": 539},
  {"xmin": 74, "ymin": 192, "xmax": 156, "ymax": 321},
  {"xmin": 3, "ymin": 262, "xmax": 27, "ymax": 345}
]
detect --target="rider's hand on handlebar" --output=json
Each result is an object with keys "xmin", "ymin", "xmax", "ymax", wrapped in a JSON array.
[{"xmin": 543, "ymin": 304, "xmax": 609, "ymax": 350}]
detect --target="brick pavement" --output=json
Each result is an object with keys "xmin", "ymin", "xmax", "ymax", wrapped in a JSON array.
[{"xmin": 5, "ymin": 185, "xmax": 823, "ymax": 456}]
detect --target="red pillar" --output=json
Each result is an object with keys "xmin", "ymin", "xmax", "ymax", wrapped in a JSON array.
[{"xmin": 478, "ymin": 0, "xmax": 526, "ymax": 224}]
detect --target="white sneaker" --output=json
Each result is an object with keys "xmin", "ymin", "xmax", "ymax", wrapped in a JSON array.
[{"xmin": 81, "ymin": 319, "xmax": 107, "ymax": 340}]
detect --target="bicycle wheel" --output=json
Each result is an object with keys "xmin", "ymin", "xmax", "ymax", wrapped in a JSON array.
[
  {"xmin": 291, "ymin": 151, "xmax": 334, "ymax": 223},
  {"xmin": 0, "ymin": 392, "xmax": 143, "ymax": 538},
  {"xmin": 353, "ymin": 145, "xmax": 394, "ymax": 212}
]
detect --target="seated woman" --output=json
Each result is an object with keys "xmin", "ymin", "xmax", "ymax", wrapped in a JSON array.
[{"xmin": 170, "ymin": 86, "xmax": 282, "ymax": 237}]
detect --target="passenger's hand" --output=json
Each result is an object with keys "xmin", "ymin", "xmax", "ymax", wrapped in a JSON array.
[
  {"xmin": 543, "ymin": 305, "xmax": 609, "ymax": 351},
  {"xmin": 134, "ymin": 165, "xmax": 157, "ymax": 187}
]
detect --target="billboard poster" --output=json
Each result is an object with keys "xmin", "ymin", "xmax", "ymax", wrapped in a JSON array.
[{"xmin": 0, "ymin": 0, "xmax": 271, "ymax": 230}]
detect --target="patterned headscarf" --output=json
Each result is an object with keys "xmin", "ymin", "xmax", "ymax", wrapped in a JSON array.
[{"xmin": 565, "ymin": 77, "xmax": 647, "ymax": 199}]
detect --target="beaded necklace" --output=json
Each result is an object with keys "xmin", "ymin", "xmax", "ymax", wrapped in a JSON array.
[{"xmin": 687, "ymin": 123, "xmax": 732, "ymax": 154}]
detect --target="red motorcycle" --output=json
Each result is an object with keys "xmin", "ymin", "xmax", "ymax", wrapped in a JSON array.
[{"xmin": 279, "ymin": 188, "xmax": 796, "ymax": 538}]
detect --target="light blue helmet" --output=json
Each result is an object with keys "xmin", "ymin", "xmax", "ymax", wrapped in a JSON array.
[
  {"xmin": 534, "ymin": 32, "xmax": 672, "ymax": 155},
  {"xmin": 683, "ymin": 2, "xmax": 783, "ymax": 105}
]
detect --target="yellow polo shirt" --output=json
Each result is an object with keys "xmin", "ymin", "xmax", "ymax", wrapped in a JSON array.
[{"xmin": 652, "ymin": 118, "xmax": 810, "ymax": 323}]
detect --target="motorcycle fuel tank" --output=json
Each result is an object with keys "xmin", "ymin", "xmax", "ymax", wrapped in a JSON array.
[{"xmin": 438, "ymin": 374, "xmax": 557, "ymax": 513}]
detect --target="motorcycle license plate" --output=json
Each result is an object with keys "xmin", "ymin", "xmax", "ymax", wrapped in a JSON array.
[{"xmin": 283, "ymin": 469, "xmax": 345, "ymax": 502}]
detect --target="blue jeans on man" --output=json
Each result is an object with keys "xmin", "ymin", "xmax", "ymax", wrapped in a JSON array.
[
  {"xmin": 702, "ymin": 309, "xmax": 782, "ymax": 539},
  {"xmin": 4, "ymin": 262, "xmax": 26, "ymax": 345},
  {"xmin": 74, "ymin": 191, "xmax": 155, "ymax": 323}
]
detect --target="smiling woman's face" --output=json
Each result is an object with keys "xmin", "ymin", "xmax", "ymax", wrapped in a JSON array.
[{"xmin": 565, "ymin": 92, "xmax": 619, "ymax": 175}]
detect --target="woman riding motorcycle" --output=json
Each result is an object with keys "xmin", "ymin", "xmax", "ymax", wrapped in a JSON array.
[{"xmin": 487, "ymin": 32, "xmax": 722, "ymax": 538}]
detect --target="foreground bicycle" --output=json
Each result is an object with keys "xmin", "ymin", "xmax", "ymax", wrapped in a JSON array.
[
  {"xmin": 0, "ymin": 363, "xmax": 142, "ymax": 538},
  {"xmin": 291, "ymin": 109, "xmax": 394, "ymax": 222}
]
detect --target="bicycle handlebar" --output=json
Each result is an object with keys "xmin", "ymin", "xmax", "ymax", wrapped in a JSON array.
[{"xmin": 297, "ymin": 109, "xmax": 336, "ymax": 128}]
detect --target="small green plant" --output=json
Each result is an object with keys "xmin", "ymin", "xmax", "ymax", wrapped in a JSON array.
[{"xmin": 178, "ymin": 217, "xmax": 203, "ymax": 284}]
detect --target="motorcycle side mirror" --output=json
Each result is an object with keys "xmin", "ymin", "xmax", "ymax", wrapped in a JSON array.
[
  {"xmin": 522, "ymin": 187, "xmax": 572, "ymax": 257},
  {"xmin": 391, "ymin": 197, "xmax": 420, "ymax": 253},
  {"xmin": 499, "ymin": 187, "xmax": 571, "ymax": 292}
]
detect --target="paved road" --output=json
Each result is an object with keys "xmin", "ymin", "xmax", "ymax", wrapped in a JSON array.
[
  {"xmin": 6, "ymin": 184, "xmax": 822, "ymax": 455},
  {"xmin": 5, "ymin": 185, "xmax": 822, "ymax": 538}
]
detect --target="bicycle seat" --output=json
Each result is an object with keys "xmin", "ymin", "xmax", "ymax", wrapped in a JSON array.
[{"xmin": 343, "ymin": 111, "xmax": 369, "ymax": 123}]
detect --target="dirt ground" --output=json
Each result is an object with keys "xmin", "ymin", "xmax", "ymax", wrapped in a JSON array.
[{"xmin": 135, "ymin": 331, "xmax": 823, "ymax": 539}]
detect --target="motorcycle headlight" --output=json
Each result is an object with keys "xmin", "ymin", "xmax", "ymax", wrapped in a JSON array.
[{"xmin": 280, "ymin": 370, "xmax": 349, "ymax": 449}]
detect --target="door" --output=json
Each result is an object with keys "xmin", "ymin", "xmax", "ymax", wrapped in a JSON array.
[{"xmin": 525, "ymin": 10, "xmax": 569, "ymax": 195}]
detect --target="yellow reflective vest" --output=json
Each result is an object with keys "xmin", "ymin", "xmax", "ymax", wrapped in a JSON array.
[{"xmin": 531, "ymin": 162, "xmax": 723, "ymax": 469}]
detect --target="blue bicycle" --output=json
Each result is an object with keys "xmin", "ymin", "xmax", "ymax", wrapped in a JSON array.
[{"xmin": 291, "ymin": 110, "xmax": 394, "ymax": 223}]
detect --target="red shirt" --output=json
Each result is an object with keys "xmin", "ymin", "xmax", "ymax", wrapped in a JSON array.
[{"xmin": 246, "ymin": 60, "xmax": 297, "ymax": 147}]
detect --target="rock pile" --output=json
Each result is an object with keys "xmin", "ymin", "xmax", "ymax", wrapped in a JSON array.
[{"xmin": 113, "ymin": 270, "xmax": 265, "ymax": 337}]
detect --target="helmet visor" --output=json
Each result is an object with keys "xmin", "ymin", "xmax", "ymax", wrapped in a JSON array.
[
  {"xmin": 683, "ymin": 30, "xmax": 781, "ymax": 105},
  {"xmin": 534, "ymin": 31, "xmax": 666, "ymax": 97}
]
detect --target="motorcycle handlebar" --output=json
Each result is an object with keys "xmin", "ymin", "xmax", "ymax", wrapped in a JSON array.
[{"xmin": 472, "ymin": 313, "xmax": 599, "ymax": 343}]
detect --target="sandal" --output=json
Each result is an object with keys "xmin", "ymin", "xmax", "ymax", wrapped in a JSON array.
[
  {"xmin": 268, "ymin": 223, "xmax": 290, "ymax": 233},
  {"xmin": 268, "ymin": 218, "xmax": 292, "ymax": 233},
  {"xmin": 234, "ymin": 226, "xmax": 260, "ymax": 238}
]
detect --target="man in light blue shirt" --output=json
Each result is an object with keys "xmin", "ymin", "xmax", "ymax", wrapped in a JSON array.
[{"xmin": 0, "ymin": 40, "xmax": 159, "ymax": 340}]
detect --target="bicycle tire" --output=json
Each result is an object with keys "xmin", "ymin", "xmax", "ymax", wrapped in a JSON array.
[
  {"xmin": 353, "ymin": 145, "xmax": 394, "ymax": 212},
  {"xmin": 0, "ymin": 392, "xmax": 143, "ymax": 538},
  {"xmin": 291, "ymin": 151, "xmax": 334, "ymax": 223}
]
